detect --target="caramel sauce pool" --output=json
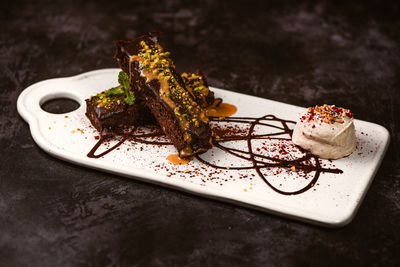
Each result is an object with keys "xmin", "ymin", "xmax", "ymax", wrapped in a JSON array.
[
  {"xmin": 166, "ymin": 154, "xmax": 192, "ymax": 165},
  {"xmin": 206, "ymin": 103, "xmax": 237, "ymax": 117}
]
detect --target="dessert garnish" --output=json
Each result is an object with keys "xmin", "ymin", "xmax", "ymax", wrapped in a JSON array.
[
  {"xmin": 93, "ymin": 71, "xmax": 135, "ymax": 108},
  {"xmin": 166, "ymin": 154, "xmax": 192, "ymax": 165},
  {"xmin": 301, "ymin": 104, "xmax": 353, "ymax": 124},
  {"xmin": 86, "ymin": 113, "xmax": 343, "ymax": 195},
  {"xmin": 85, "ymin": 71, "xmax": 154, "ymax": 138},
  {"xmin": 292, "ymin": 104, "xmax": 356, "ymax": 159},
  {"xmin": 181, "ymin": 71, "xmax": 217, "ymax": 108},
  {"xmin": 84, "ymin": 33, "xmax": 345, "ymax": 196},
  {"xmin": 206, "ymin": 103, "xmax": 237, "ymax": 117},
  {"xmin": 114, "ymin": 32, "xmax": 212, "ymax": 158}
]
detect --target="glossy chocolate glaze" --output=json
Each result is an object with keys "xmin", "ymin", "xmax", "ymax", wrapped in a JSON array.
[
  {"xmin": 85, "ymin": 93, "xmax": 155, "ymax": 138},
  {"xmin": 114, "ymin": 32, "xmax": 212, "ymax": 158}
]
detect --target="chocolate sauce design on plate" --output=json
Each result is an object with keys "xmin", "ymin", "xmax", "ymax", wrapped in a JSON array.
[
  {"xmin": 87, "ymin": 126, "xmax": 170, "ymax": 158},
  {"xmin": 87, "ymin": 134, "xmax": 131, "ymax": 159},
  {"xmin": 197, "ymin": 115, "xmax": 342, "ymax": 195},
  {"xmin": 87, "ymin": 114, "xmax": 342, "ymax": 195}
]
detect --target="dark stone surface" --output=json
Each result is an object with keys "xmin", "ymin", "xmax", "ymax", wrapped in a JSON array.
[{"xmin": 1, "ymin": 0, "xmax": 399, "ymax": 266}]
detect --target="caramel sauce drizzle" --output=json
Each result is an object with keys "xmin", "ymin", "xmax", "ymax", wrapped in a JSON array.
[
  {"xmin": 206, "ymin": 103, "xmax": 237, "ymax": 117},
  {"xmin": 166, "ymin": 154, "xmax": 192, "ymax": 165},
  {"xmin": 129, "ymin": 41, "xmax": 213, "ymax": 157}
]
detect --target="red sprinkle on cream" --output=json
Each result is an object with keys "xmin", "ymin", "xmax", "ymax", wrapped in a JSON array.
[{"xmin": 301, "ymin": 104, "xmax": 353, "ymax": 124}]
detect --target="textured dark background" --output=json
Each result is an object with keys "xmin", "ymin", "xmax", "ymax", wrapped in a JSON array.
[{"xmin": 1, "ymin": 0, "xmax": 399, "ymax": 266}]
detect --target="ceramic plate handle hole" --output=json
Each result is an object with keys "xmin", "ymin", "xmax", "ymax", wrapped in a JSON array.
[{"xmin": 41, "ymin": 97, "xmax": 80, "ymax": 114}]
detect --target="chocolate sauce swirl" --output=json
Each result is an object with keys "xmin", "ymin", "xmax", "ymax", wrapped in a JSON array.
[
  {"xmin": 87, "ymin": 134, "xmax": 131, "ymax": 159},
  {"xmin": 87, "ymin": 114, "xmax": 343, "ymax": 195},
  {"xmin": 197, "ymin": 115, "xmax": 342, "ymax": 195}
]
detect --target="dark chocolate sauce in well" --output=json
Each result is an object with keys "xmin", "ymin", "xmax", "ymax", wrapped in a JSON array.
[{"xmin": 87, "ymin": 114, "xmax": 342, "ymax": 195}]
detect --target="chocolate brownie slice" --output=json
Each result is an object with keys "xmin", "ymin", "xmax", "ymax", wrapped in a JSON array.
[
  {"xmin": 85, "ymin": 88, "xmax": 153, "ymax": 137},
  {"xmin": 114, "ymin": 32, "xmax": 212, "ymax": 157}
]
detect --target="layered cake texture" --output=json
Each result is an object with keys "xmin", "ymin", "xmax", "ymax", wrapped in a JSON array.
[
  {"xmin": 114, "ymin": 32, "xmax": 212, "ymax": 157},
  {"xmin": 85, "ymin": 71, "xmax": 155, "ymax": 137},
  {"xmin": 181, "ymin": 71, "xmax": 220, "ymax": 109}
]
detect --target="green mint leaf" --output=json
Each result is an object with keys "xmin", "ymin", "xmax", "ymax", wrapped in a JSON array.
[
  {"xmin": 117, "ymin": 71, "xmax": 135, "ymax": 105},
  {"xmin": 104, "ymin": 86, "xmax": 124, "ymax": 96},
  {"xmin": 124, "ymin": 90, "xmax": 135, "ymax": 106},
  {"xmin": 118, "ymin": 71, "xmax": 130, "ymax": 90}
]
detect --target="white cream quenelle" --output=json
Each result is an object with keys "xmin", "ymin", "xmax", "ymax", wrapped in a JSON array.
[{"xmin": 292, "ymin": 104, "xmax": 356, "ymax": 159}]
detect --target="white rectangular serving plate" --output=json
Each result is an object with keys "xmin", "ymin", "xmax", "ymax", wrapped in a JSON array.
[{"xmin": 17, "ymin": 69, "xmax": 390, "ymax": 227}]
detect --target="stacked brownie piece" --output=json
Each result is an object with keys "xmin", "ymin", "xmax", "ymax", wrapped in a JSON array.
[{"xmin": 86, "ymin": 32, "xmax": 220, "ymax": 157}]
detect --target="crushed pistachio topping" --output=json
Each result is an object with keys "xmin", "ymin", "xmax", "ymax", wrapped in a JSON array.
[
  {"xmin": 181, "ymin": 72, "xmax": 210, "ymax": 108},
  {"xmin": 136, "ymin": 40, "xmax": 209, "ymax": 129},
  {"xmin": 301, "ymin": 104, "xmax": 354, "ymax": 124},
  {"xmin": 92, "ymin": 71, "xmax": 135, "ymax": 109},
  {"xmin": 93, "ymin": 89, "xmax": 123, "ymax": 109}
]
